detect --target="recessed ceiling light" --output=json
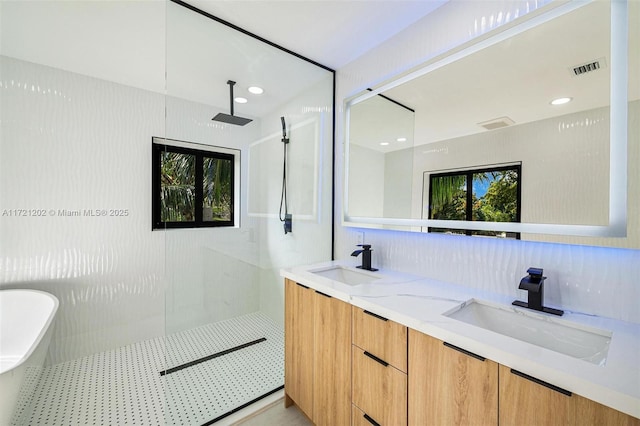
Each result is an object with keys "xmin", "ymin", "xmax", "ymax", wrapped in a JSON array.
[
  {"xmin": 550, "ymin": 97, "xmax": 572, "ymax": 105},
  {"xmin": 248, "ymin": 86, "xmax": 264, "ymax": 95},
  {"xmin": 397, "ymin": 137, "xmax": 407, "ymax": 142},
  {"xmin": 234, "ymin": 97, "xmax": 248, "ymax": 104},
  {"xmin": 380, "ymin": 142, "xmax": 389, "ymax": 146}
]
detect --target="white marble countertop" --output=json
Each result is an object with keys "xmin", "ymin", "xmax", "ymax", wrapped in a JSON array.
[{"xmin": 281, "ymin": 260, "xmax": 640, "ymax": 419}]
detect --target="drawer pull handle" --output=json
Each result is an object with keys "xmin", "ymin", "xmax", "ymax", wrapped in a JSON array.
[
  {"xmin": 510, "ymin": 369, "xmax": 572, "ymax": 396},
  {"xmin": 315, "ymin": 290, "xmax": 332, "ymax": 298},
  {"xmin": 363, "ymin": 310, "xmax": 388, "ymax": 321},
  {"xmin": 443, "ymin": 342, "xmax": 486, "ymax": 362},
  {"xmin": 363, "ymin": 413, "xmax": 381, "ymax": 426},
  {"xmin": 364, "ymin": 351, "xmax": 389, "ymax": 367},
  {"xmin": 296, "ymin": 283, "xmax": 309, "ymax": 289}
]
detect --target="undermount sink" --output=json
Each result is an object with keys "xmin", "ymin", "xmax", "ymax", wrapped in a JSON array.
[
  {"xmin": 444, "ymin": 299, "xmax": 612, "ymax": 365},
  {"xmin": 310, "ymin": 265, "xmax": 381, "ymax": 286}
]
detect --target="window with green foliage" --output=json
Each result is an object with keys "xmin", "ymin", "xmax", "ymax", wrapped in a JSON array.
[
  {"xmin": 427, "ymin": 164, "xmax": 521, "ymax": 238},
  {"xmin": 152, "ymin": 138, "xmax": 237, "ymax": 229}
]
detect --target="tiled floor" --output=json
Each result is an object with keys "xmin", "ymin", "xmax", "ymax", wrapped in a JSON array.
[{"xmin": 12, "ymin": 312, "xmax": 284, "ymax": 425}]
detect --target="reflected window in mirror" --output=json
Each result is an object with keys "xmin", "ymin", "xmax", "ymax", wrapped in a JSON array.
[{"xmin": 425, "ymin": 164, "xmax": 521, "ymax": 239}]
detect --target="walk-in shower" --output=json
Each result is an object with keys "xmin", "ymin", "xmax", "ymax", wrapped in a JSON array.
[{"xmin": 0, "ymin": 0, "xmax": 334, "ymax": 424}]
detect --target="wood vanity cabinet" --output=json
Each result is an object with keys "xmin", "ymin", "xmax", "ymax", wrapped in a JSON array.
[
  {"xmin": 313, "ymin": 288, "xmax": 351, "ymax": 426},
  {"xmin": 499, "ymin": 364, "xmax": 640, "ymax": 426},
  {"xmin": 284, "ymin": 279, "xmax": 314, "ymax": 419},
  {"xmin": 284, "ymin": 279, "xmax": 351, "ymax": 426},
  {"xmin": 574, "ymin": 394, "xmax": 640, "ymax": 426},
  {"xmin": 285, "ymin": 278, "xmax": 639, "ymax": 425},
  {"xmin": 408, "ymin": 329, "xmax": 498, "ymax": 426},
  {"xmin": 352, "ymin": 307, "xmax": 408, "ymax": 426},
  {"xmin": 499, "ymin": 364, "xmax": 571, "ymax": 426}
]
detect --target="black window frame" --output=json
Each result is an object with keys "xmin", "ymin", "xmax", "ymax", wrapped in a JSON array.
[
  {"xmin": 426, "ymin": 164, "xmax": 522, "ymax": 238},
  {"xmin": 152, "ymin": 138, "xmax": 237, "ymax": 230}
]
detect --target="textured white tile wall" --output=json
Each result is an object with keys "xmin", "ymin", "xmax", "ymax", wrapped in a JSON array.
[
  {"xmin": 335, "ymin": 0, "xmax": 640, "ymax": 324},
  {"xmin": 0, "ymin": 56, "xmax": 166, "ymax": 363}
]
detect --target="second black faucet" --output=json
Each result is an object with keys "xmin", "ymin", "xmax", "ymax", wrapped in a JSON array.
[
  {"xmin": 512, "ymin": 267, "xmax": 563, "ymax": 316},
  {"xmin": 351, "ymin": 244, "xmax": 378, "ymax": 271}
]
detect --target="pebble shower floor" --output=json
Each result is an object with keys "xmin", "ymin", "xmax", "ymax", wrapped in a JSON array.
[{"xmin": 11, "ymin": 312, "xmax": 284, "ymax": 425}]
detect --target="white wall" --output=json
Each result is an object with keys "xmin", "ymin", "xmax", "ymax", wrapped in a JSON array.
[{"xmin": 335, "ymin": 0, "xmax": 640, "ymax": 324}]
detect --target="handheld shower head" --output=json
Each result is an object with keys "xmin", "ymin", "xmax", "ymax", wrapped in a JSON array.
[{"xmin": 281, "ymin": 116, "xmax": 289, "ymax": 144}]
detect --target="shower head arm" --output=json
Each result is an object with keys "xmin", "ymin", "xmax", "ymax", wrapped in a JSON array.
[{"xmin": 227, "ymin": 80, "xmax": 236, "ymax": 117}]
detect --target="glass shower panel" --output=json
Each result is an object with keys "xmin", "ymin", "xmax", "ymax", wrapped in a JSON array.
[
  {"xmin": 164, "ymin": 2, "xmax": 333, "ymax": 424},
  {"xmin": 1, "ymin": 1, "xmax": 167, "ymax": 424}
]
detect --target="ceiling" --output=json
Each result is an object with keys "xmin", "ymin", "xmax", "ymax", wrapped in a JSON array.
[
  {"xmin": 3, "ymin": 1, "xmax": 636, "ymax": 137},
  {"xmin": 0, "ymin": 0, "xmax": 447, "ymax": 114},
  {"xmin": 185, "ymin": 0, "xmax": 447, "ymax": 70}
]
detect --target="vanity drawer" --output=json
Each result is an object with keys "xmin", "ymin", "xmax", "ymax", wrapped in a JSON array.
[
  {"xmin": 352, "ymin": 345, "xmax": 407, "ymax": 426},
  {"xmin": 352, "ymin": 306, "xmax": 407, "ymax": 372},
  {"xmin": 353, "ymin": 404, "xmax": 383, "ymax": 426}
]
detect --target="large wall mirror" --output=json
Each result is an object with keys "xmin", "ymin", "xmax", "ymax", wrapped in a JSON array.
[{"xmin": 345, "ymin": 0, "xmax": 639, "ymax": 248}]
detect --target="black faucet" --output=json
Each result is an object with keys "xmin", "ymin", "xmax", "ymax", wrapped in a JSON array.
[
  {"xmin": 351, "ymin": 244, "xmax": 378, "ymax": 271},
  {"xmin": 512, "ymin": 267, "xmax": 563, "ymax": 316}
]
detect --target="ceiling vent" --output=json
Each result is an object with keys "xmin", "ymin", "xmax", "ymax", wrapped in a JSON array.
[
  {"xmin": 571, "ymin": 57, "xmax": 607, "ymax": 76},
  {"xmin": 478, "ymin": 116, "xmax": 515, "ymax": 131}
]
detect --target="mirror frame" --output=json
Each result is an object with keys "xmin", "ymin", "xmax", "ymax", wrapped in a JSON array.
[{"xmin": 344, "ymin": 0, "xmax": 628, "ymax": 238}]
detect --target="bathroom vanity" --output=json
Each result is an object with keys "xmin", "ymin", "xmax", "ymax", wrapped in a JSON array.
[{"xmin": 281, "ymin": 262, "xmax": 640, "ymax": 426}]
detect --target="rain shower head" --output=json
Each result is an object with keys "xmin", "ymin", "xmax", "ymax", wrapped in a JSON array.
[
  {"xmin": 212, "ymin": 112, "xmax": 252, "ymax": 126},
  {"xmin": 212, "ymin": 80, "xmax": 253, "ymax": 126}
]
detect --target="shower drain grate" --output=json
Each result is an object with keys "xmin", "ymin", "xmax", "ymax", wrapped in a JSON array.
[
  {"xmin": 13, "ymin": 312, "xmax": 284, "ymax": 425},
  {"xmin": 160, "ymin": 337, "xmax": 267, "ymax": 376}
]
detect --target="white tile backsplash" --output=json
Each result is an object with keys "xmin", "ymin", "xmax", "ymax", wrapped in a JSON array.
[{"xmin": 338, "ymin": 228, "xmax": 640, "ymax": 323}]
